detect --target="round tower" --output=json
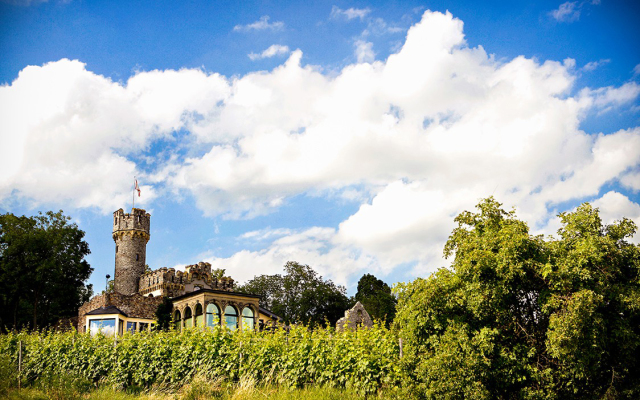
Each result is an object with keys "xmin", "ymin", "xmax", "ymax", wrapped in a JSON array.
[{"xmin": 112, "ymin": 208, "xmax": 150, "ymax": 295}]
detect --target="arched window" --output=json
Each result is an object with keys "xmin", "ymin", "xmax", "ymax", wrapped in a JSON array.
[
  {"xmin": 195, "ymin": 303, "xmax": 203, "ymax": 327},
  {"xmin": 225, "ymin": 305, "xmax": 238, "ymax": 331},
  {"xmin": 136, "ymin": 254, "xmax": 139, "ymax": 261},
  {"xmin": 174, "ymin": 310, "xmax": 181, "ymax": 330},
  {"xmin": 206, "ymin": 303, "xmax": 220, "ymax": 328},
  {"xmin": 242, "ymin": 307, "xmax": 254, "ymax": 331},
  {"xmin": 184, "ymin": 307, "xmax": 193, "ymax": 328}
]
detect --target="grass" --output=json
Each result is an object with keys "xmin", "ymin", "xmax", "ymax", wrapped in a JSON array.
[{"xmin": 2, "ymin": 384, "xmax": 408, "ymax": 400}]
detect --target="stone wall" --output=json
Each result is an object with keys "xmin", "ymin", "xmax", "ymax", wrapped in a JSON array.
[
  {"xmin": 78, "ymin": 292, "xmax": 163, "ymax": 332},
  {"xmin": 336, "ymin": 301, "xmax": 373, "ymax": 331},
  {"xmin": 113, "ymin": 208, "xmax": 150, "ymax": 295},
  {"xmin": 139, "ymin": 262, "xmax": 235, "ymax": 297}
]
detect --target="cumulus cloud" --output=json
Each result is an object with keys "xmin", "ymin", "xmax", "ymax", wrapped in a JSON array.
[
  {"xmin": 248, "ymin": 45, "xmax": 290, "ymax": 61},
  {"xmin": 0, "ymin": 59, "xmax": 229, "ymax": 212},
  {"xmin": 207, "ymin": 226, "xmax": 380, "ymax": 287},
  {"xmin": 233, "ymin": 16, "xmax": 284, "ymax": 32},
  {"xmin": 2, "ymin": 10, "xmax": 639, "ymax": 283},
  {"xmin": 592, "ymin": 191, "xmax": 640, "ymax": 243},
  {"xmin": 582, "ymin": 81, "xmax": 640, "ymax": 112},
  {"xmin": 330, "ymin": 6, "xmax": 371, "ymax": 21}
]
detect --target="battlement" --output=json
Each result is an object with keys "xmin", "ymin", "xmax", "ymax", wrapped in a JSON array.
[
  {"xmin": 138, "ymin": 262, "xmax": 235, "ymax": 297},
  {"xmin": 113, "ymin": 208, "xmax": 150, "ymax": 241}
]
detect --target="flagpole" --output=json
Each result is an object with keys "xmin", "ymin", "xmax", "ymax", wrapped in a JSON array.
[{"xmin": 133, "ymin": 176, "xmax": 135, "ymax": 210}]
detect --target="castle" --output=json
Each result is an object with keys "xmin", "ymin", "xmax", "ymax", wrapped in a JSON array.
[{"xmin": 78, "ymin": 208, "xmax": 281, "ymax": 335}]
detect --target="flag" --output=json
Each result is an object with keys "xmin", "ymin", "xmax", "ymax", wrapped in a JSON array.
[{"xmin": 135, "ymin": 178, "xmax": 141, "ymax": 197}]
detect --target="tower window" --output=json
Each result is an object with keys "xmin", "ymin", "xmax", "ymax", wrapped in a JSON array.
[
  {"xmin": 136, "ymin": 254, "xmax": 139, "ymax": 261},
  {"xmin": 116, "ymin": 245, "xmax": 118, "ymax": 253}
]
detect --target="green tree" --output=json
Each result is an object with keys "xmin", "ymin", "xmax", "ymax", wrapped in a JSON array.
[
  {"xmin": 212, "ymin": 268, "xmax": 226, "ymax": 280},
  {"xmin": 0, "ymin": 211, "xmax": 93, "ymax": 331},
  {"xmin": 395, "ymin": 198, "xmax": 640, "ymax": 399},
  {"xmin": 238, "ymin": 261, "xmax": 351, "ymax": 327},
  {"xmin": 154, "ymin": 296, "xmax": 173, "ymax": 331},
  {"xmin": 236, "ymin": 273, "xmax": 283, "ymax": 310},
  {"xmin": 355, "ymin": 273, "xmax": 396, "ymax": 325}
]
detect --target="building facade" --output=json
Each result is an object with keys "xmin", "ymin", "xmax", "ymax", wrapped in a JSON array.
[{"xmin": 79, "ymin": 208, "xmax": 281, "ymax": 335}]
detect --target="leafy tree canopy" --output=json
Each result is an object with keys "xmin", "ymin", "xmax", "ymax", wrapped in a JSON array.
[
  {"xmin": 0, "ymin": 211, "xmax": 93, "ymax": 331},
  {"xmin": 237, "ymin": 261, "xmax": 351, "ymax": 327},
  {"xmin": 395, "ymin": 197, "xmax": 640, "ymax": 399},
  {"xmin": 355, "ymin": 273, "xmax": 396, "ymax": 325}
]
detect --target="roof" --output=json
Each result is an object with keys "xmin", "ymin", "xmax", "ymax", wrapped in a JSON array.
[
  {"xmin": 170, "ymin": 288, "xmax": 261, "ymax": 302},
  {"xmin": 259, "ymin": 306, "xmax": 283, "ymax": 321},
  {"xmin": 86, "ymin": 306, "xmax": 128, "ymax": 317}
]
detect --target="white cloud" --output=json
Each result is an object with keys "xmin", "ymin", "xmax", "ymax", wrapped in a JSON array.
[
  {"xmin": 582, "ymin": 59, "xmax": 610, "ymax": 71},
  {"xmin": 354, "ymin": 40, "xmax": 375, "ymax": 63},
  {"xmin": 550, "ymin": 2, "xmax": 581, "ymax": 22},
  {"xmin": 0, "ymin": 59, "xmax": 229, "ymax": 212},
  {"xmin": 592, "ymin": 191, "xmax": 640, "ymax": 243},
  {"xmin": 581, "ymin": 81, "xmax": 640, "ymax": 112},
  {"xmin": 619, "ymin": 170, "xmax": 640, "ymax": 192},
  {"xmin": 633, "ymin": 64, "xmax": 640, "ymax": 76},
  {"xmin": 207, "ymin": 227, "xmax": 380, "ymax": 287},
  {"xmin": 330, "ymin": 6, "xmax": 371, "ymax": 21},
  {"xmin": 2, "ymin": 10, "xmax": 639, "ymax": 284},
  {"xmin": 248, "ymin": 45, "xmax": 291, "ymax": 61},
  {"xmin": 233, "ymin": 16, "xmax": 284, "ymax": 32},
  {"xmin": 362, "ymin": 17, "xmax": 404, "ymax": 37}
]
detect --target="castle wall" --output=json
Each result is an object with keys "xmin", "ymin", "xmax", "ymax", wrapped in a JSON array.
[{"xmin": 138, "ymin": 262, "xmax": 235, "ymax": 298}]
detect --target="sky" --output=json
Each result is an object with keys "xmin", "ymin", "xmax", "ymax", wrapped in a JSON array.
[{"xmin": 1, "ymin": 0, "xmax": 639, "ymax": 295}]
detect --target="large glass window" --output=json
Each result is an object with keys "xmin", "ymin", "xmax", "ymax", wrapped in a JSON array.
[
  {"xmin": 139, "ymin": 322, "xmax": 149, "ymax": 331},
  {"xmin": 126, "ymin": 321, "xmax": 137, "ymax": 333},
  {"xmin": 195, "ymin": 304, "xmax": 203, "ymax": 327},
  {"xmin": 89, "ymin": 318, "xmax": 116, "ymax": 336},
  {"xmin": 206, "ymin": 304, "xmax": 220, "ymax": 328},
  {"xmin": 174, "ymin": 310, "xmax": 181, "ymax": 330},
  {"xmin": 225, "ymin": 305, "xmax": 238, "ymax": 331},
  {"xmin": 184, "ymin": 307, "xmax": 193, "ymax": 328},
  {"xmin": 242, "ymin": 307, "xmax": 254, "ymax": 331}
]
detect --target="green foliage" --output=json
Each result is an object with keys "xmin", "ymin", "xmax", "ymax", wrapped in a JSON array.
[
  {"xmin": 0, "ymin": 211, "xmax": 93, "ymax": 331},
  {"xmin": 395, "ymin": 198, "xmax": 640, "ymax": 399},
  {"xmin": 238, "ymin": 262, "xmax": 351, "ymax": 327},
  {"xmin": 154, "ymin": 297, "xmax": 173, "ymax": 331},
  {"xmin": 355, "ymin": 273, "xmax": 396, "ymax": 324},
  {"xmin": 0, "ymin": 323, "xmax": 402, "ymax": 396},
  {"xmin": 212, "ymin": 268, "xmax": 226, "ymax": 280}
]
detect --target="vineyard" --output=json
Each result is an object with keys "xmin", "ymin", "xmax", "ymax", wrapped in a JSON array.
[{"xmin": 0, "ymin": 324, "xmax": 404, "ymax": 396}]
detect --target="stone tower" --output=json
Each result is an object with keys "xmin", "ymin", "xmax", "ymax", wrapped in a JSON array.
[{"xmin": 112, "ymin": 208, "xmax": 150, "ymax": 295}]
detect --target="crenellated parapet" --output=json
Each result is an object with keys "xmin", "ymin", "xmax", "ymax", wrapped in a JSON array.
[
  {"xmin": 112, "ymin": 208, "xmax": 150, "ymax": 241},
  {"xmin": 139, "ymin": 262, "xmax": 235, "ymax": 297}
]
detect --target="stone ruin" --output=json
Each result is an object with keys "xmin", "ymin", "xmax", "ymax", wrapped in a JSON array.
[{"xmin": 336, "ymin": 301, "xmax": 373, "ymax": 331}]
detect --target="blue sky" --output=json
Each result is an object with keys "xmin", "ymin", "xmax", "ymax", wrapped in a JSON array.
[{"xmin": 1, "ymin": 0, "xmax": 639, "ymax": 295}]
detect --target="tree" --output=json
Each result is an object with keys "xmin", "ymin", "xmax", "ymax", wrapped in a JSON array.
[
  {"xmin": 394, "ymin": 198, "xmax": 640, "ymax": 399},
  {"xmin": 154, "ymin": 296, "xmax": 173, "ymax": 331},
  {"xmin": 0, "ymin": 211, "xmax": 93, "ymax": 331},
  {"xmin": 236, "ymin": 273, "xmax": 283, "ymax": 310},
  {"xmin": 237, "ymin": 261, "xmax": 351, "ymax": 327},
  {"xmin": 212, "ymin": 268, "xmax": 226, "ymax": 280},
  {"xmin": 355, "ymin": 273, "xmax": 397, "ymax": 325}
]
